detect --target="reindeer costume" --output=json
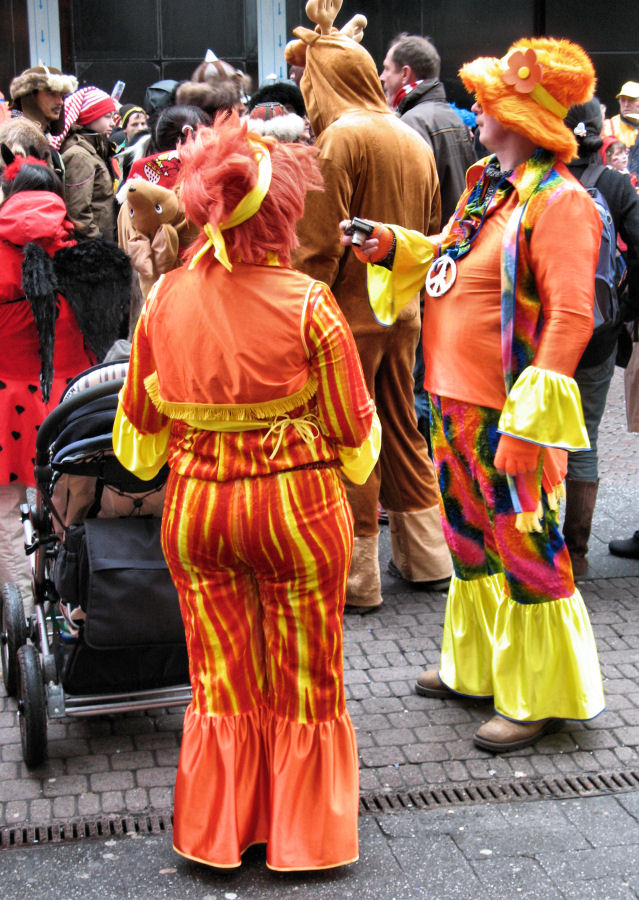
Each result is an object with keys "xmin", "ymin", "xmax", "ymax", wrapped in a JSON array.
[{"xmin": 289, "ymin": 1, "xmax": 452, "ymax": 608}]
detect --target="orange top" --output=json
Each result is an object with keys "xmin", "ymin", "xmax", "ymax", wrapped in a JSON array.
[
  {"xmin": 423, "ymin": 200, "xmax": 510, "ymax": 407},
  {"xmin": 422, "ymin": 183, "xmax": 600, "ymax": 409},
  {"xmin": 146, "ymin": 262, "xmax": 316, "ymax": 410},
  {"xmin": 119, "ymin": 260, "xmax": 375, "ymax": 482}
]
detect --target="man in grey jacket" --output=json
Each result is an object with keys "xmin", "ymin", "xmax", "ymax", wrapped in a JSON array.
[
  {"xmin": 381, "ymin": 34, "xmax": 476, "ymax": 226},
  {"xmin": 381, "ymin": 34, "xmax": 477, "ymax": 451}
]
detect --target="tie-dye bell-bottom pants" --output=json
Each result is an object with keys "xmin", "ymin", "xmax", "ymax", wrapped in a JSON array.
[
  {"xmin": 161, "ymin": 465, "xmax": 359, "ymax": 871},
  {"xmin": 429, "ymin": 395, "xmax": 604, "ymax": 723}
]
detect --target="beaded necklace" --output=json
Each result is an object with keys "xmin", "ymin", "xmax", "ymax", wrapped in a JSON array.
[{"xmin": 425, "ymin": 159, "xmax": 514, "ymax": 297}]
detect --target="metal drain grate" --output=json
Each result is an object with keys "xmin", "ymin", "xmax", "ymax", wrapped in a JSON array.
[
  {"xmin": 0, "ymin": 812, "xmax": 172, "ymax": 850},
  {"xmin": 2, "ymin": 770, "xmax": 639, "ymax": 849},
  {"xmin": 359, "ymin": 768, "xmax": 639, "ymax": 815}
]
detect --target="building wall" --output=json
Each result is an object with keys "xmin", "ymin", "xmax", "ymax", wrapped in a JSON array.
[
  {"xmin": 287, "ymin": 0, "xmax": 639, "ymax": 116},
  {"xmin": 2, "ymin": 1, "xmax": 638, "ymax": 125},
  {"xmin": 65, "ymin": 0, "xmax": 258, "ymax": 107},
  {"xmin": 1, "ymin": 0, "xmax": 30, "ymax": 99}
]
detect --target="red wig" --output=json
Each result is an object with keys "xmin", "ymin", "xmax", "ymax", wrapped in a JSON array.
[{"xmin": 178, "ymin": 112, "xmax": 323, "ymax": 267}]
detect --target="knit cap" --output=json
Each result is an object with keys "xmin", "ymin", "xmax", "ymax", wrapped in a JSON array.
[{"xmin": 50, "ymin": 86, "xmax": 115, "ymax": 150}]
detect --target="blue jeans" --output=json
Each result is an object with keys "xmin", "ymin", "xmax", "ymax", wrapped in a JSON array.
[{"xmin": 567, "ymin": 348, "xmax": 617, "ymax": 481}]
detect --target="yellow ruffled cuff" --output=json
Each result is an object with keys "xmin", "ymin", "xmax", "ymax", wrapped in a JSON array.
[
  {"xmin": 498, "ymin": 366, "xmax": 590, "ymax": 450},
  {"xmin": 366, "ymin": 227, "xmax": 435, "ymax": 326},
  {"xmin": 112, "ymin": 404, "xmax": 170, "ymax": 481},
  {"xmin": 338, "ymin": 410, "xmax": 381, "ymax": 485},
  {"xmin": 493, "ymin": 590, "xmax": 605, "ymax": 722}
]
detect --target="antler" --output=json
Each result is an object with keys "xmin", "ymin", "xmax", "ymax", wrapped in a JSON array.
[
  {"xmin": 340, "ymin": 14, "xmax": 367, "ymax": 43},
  {"xmin": 305, "ymin": 0, "xmax": 343, "ymax": 35}
]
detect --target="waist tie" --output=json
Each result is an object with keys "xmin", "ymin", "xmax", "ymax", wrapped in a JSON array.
[{"xmin": 262, "ymin": 413, "xmax": 321, "ymax": 459}]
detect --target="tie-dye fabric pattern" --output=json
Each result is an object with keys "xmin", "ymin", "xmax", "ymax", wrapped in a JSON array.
[{"xmin": 429, "ymin": 394, "xmax": 574, "ymax": 604}]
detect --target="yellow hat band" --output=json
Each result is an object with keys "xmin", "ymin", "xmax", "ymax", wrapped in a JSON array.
[{"xmin": 529, "ymin": 83, "xmax": 568, "ymax": 119}]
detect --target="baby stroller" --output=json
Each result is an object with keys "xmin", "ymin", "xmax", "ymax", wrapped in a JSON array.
[{"xmin": 0, "ymin": 360, "xmax": 191, "ymax": 767}]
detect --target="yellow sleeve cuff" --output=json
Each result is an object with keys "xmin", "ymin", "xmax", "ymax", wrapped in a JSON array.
[
  {"xmin": 338, "ymin": 410, "xmax": 382, "ymax": 485},
  {"xmin": 112, "ymin": 403, "xmax": 171, "ymax": 481},
  {"xmin": 498, "ymin": 366, "xmax": 590, "ymax": 450},
  {"xmin": 367, "ymin": 227, "xmax": 435, "ymax": 326}
]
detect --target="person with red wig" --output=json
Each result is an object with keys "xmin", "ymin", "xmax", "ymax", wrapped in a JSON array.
[{"xmin": 112, "ymin": 113, "xmax": 379, "ymax": 870}]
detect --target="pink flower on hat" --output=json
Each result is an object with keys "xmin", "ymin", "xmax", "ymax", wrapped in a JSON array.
[{"xmin": 502, "ymin": 48, "xmax": 543, "ymax": 94}]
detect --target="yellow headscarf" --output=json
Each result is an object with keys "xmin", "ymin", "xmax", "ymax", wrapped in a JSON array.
[{"xmin": 189, "ymin": 135, "xmax": 273, "ymax": 272}]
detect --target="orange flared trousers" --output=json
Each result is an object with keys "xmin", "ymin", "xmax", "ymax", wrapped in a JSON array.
[{"xmin": 161, "ymin": 465, "xmax": 359, "ymax": 871}]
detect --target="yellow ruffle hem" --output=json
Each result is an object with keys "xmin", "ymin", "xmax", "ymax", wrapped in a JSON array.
[
  {"xmin": 492, "ymin": 591, "xmax": 605, "ymax": 722},
  {"xmin": 498, "ymin": 365, "xmax": 590, "ymax": 450},
  {"xmin": 439, "ymin": 574, "xmax": 504, "ymax": 698},
  {"xmin": 439, "ymin": 575, "xmax": 605, "ymax": 722}
]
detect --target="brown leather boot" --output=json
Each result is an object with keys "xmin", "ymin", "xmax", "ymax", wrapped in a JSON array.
[
  {"xmin": 562, "ymin": 478, "xmax": 598, "ymax": 578},
  {"xmin": 415, "ymin": 670, "xmax": 493, "ymax": 701},
  {"xmin": 415, "ymin": 670, "xmax": 455, "ymax": 698},
  {"xmin": 473, "ymin": 715, "xmax": 564, "ymax": 752}
]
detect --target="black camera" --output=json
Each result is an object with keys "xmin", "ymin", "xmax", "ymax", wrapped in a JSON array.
[{"xmin": 345, "ymin": 216, "xmax": 375, "ymax": 247}]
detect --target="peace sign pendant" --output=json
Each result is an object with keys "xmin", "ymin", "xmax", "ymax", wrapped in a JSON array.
[{"xmin": 425, "ymin": 255, "xmax": 457, "ymax": 297}]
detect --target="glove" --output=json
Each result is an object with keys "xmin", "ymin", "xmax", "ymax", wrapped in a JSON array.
[
  {"xmin": 494, "ymin": 433, "xmax": 542, "ymax": 475},
  {"xmin": 341, "ymin": 221, "xmax": 396, "ymax": 265}
]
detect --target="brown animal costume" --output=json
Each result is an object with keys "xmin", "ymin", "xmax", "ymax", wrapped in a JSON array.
[
  {"xmin": 289, "ymin": 2, "xmax": 452, "ymax": 608},
  {"xmin": 117, "ymin": 179, "xmax": 196, "ymax": 327}
]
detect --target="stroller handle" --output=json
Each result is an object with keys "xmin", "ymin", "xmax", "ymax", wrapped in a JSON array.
[{"xmin": 35, "ymin": 378, "xmax": 125, "ymax": 470}]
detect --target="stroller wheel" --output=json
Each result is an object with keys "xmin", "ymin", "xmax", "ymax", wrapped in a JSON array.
[
  {"xmin": 17, "ymin": 644, "xmax": 47, "ymax": 768},
  {"xmin": 1, "ymin": 583, "xmax": 28, "ymax": 696}
]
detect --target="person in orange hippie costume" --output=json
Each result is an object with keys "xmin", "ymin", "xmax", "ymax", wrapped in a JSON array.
[
  {"xmin": 342, "ymin": 37, "xmax": 606, "ymax": 752},
  {"xmin": 112, "ymin": 112, "xmax": 380, "ymax": 869}
]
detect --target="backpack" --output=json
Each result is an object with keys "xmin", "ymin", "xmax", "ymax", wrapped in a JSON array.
[{"xmin": 578, "ymin": 163, "xmax": 626, "ymax": 331}]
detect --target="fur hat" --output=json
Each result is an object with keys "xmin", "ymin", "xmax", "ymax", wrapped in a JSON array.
[
  {"xmin": 247, "ymin": 104, "xmax": 306, "ymax": 142},
  {"xmin": 175, "ymin": 80, "xmax": 240, "ymax": 117},
  {"xmin": 0, "ymin": 117, "xmax": 52, "ymax": 165},
  {"xmin": 459, "ymin": 37, "xmax": 596, "ymax": 163},
  {"xmin": 9, "ymin": 65, "xmax": 77, "ymax": 102}
]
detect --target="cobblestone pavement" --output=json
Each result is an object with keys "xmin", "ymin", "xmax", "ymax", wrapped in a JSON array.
[{"xmin": 1, "ymin": 370, "xmax": 639, "ymax": 833}]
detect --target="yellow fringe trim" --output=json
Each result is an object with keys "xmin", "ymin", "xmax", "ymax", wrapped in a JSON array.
[
  {"xmin": 143, "ymin": 371, "xmax": 318, "ymax": 422},
  {"xmin": 515, "ymin": 483, "xmax": 565, "ymax": 533},
  {"xmin": 515, "ymin": 503, "xmax": 543, "ymax": 533}
]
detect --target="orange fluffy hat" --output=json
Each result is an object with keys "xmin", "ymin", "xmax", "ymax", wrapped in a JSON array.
[{"xmin": 459, "ymin": 37, "xmax": 596, "ymax": 163}]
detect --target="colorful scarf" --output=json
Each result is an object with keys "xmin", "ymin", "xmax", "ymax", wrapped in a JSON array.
[
  {"xmin": 435, "ymin": 160, "xmax": 514, "ymax": 260},
  {"xmin": 392, "ymin": 79, "xmax": 424, "ymax": 110}
]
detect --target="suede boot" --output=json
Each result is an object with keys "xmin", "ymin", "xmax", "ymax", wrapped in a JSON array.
[
  {"xmin": 562, "ymin": 478, "xmax": 598, "ymax": 578},
  {"xmin": 345, "ymin": 534, "xmax": 383, "ymax": 610}
]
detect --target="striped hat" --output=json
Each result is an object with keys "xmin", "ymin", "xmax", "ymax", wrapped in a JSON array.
[{"xmin": 50, "ymin": 86, "xmax": 115, "ymax": 150}]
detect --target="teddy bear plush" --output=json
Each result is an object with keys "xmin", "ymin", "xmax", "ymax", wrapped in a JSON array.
[{"xmin": 117, "ymin": 179, "xmax": 196, "ymax": 302}]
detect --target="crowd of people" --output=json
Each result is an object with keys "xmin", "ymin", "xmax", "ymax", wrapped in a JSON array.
[{"xmin": 2, "ymin": 0, "xmax": 639, "ymax": 876}]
